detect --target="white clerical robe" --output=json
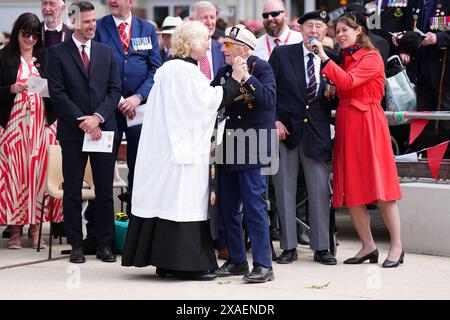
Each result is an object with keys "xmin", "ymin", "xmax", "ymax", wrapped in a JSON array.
[{"xmin": 132, "ymin": 59, "xmax": 223, "ymax": 222}]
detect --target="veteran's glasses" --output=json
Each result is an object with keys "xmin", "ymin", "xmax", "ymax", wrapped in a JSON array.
[
  {"xmin": 262, "ymin": 10, "xmax": 285, "ymax": 19},
  {"xmin": 223, "ymin": 41, "xmax": 246, "ymax": 49},
  {"xmin": 20, "ymin": 30, "xmax": 41, "ymax": 40}
]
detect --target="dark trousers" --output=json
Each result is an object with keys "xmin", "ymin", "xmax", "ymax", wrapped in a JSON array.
[
  {"xmin": 409, "ymin": 80, "xmax": 450, "ymax": 157},
  {"xmin": 219, "ymin": 167, "xmax": 272, "ymax": 268},
  {"xmin": 60, "ymin": 141, "xmax": 117, "ymax": 246}
]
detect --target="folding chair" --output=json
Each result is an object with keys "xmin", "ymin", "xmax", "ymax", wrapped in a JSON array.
[{"xmin": 37, "ymin": 145, "xmax": 95, "ymax": 259}]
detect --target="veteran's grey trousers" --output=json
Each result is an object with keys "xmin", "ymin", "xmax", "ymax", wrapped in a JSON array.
[{"xmin": 272, "ymin": 139, "xmax": 331, "ymax": 251}]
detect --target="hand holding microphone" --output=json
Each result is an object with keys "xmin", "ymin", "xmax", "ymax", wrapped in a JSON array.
[
  {"xmin": 308, "ymin": 36, "xmax": 320, "ymax": 55},
  {"xmin": 307, "ymin": 36, "xmax": 329, "ymax": 62}
]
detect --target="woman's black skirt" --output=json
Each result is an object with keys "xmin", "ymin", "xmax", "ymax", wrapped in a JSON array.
[{"xmin": 121, "ymin": 215, "xmax": 218, "ymax": 272}]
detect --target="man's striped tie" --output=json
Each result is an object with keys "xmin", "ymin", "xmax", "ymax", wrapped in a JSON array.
[{"xmin": 306, "ymin": 53, "xmax": 317, "ymax": 102}]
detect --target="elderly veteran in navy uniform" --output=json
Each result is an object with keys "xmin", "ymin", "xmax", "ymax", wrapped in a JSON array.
[
  {"xmin": 95, "ymin": 0, "xmax": 161, "ymax": 213},
  {"xmin": 268, "ymin": 10, "xmax": 337, "ymax": 266},
  {"xmin": 212, "ymin": 25, "xmax": 277, "ymax": 283}
]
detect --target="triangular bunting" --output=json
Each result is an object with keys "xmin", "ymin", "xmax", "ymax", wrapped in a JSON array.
[
  {"xmin": 427, "ymin": 141, "xmax": 450, "ymax": 181},
  {"xmin": 409, "ymin": 119, "xmax": 429, "ymax": 145}
]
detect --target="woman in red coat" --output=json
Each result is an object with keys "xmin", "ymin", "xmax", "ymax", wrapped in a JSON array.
[{"xmin": 310, "ymin": 12, "xmax": 404, "ymax": 268}]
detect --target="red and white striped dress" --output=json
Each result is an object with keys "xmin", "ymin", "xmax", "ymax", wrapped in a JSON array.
[{"xmin": 0, "ymin": 56, "xmax": 63, "ymax": 225}]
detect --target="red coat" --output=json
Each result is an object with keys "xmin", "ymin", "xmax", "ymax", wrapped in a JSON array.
[{"xmin": 322, "ymin": 48, "xmax": 402, "ymax": 208}]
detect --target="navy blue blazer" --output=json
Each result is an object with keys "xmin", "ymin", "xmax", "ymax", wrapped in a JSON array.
[
  {"xmin": 47, "ymin": 39, "xmax": 121, "ymax": 141},
  {"xmin": 95, "ymin": 15, "xmax": 161, "ymax": 101},
  {"xmin": 211, "ymin": 39, "xmax": 226, "ymax": 77},
  {"xmin": 269, "ymin": 43, "xmax": 333, "ymax": 160},
  {"xmin": 212, "ymin": 55, "xmax": 276, "ymax": 171}
]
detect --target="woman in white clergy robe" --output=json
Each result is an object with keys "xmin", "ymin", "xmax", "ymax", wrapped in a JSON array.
[{"xmin": 121, "ymin": 21, "xmax": 246, "ymax": 281}]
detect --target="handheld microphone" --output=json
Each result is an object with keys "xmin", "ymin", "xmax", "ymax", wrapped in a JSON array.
[{"xmin": 308, "ymin": 37, "xmax": 319, "ymax": 55}]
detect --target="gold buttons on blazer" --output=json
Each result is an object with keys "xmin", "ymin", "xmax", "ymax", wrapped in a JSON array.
[
  {"xmin": 304, "ymin": 118, "xmax": 308, "ymax": 123},
  {"xmin": 237, "ymin": 115, "xmax": 242, "ymax": 119},
  {"xmin": 305, "ymin": 105, "xmax": 310, "ymax": 110}
]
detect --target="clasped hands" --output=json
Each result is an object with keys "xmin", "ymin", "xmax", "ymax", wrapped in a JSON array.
[
  {"xmin": 77, "ymin": 115, "xmax": 102, "ymax": 141},
  {"xmin": 231, "ymin": 56, "xmax": 250, "ymax": 82},
  {"xmin": 118, "ymin": 95, "xmax": 141, "ymax": 120}
]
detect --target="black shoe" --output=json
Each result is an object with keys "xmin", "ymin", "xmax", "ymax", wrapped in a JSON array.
[
  {"xmin": 243, "ymin": 265, "xmax": 274, "ymax": 283},
  {"xmin": 344, "ymin": 249, "xmax": 379, "ymax": 264},
  {"xmin": 215, "ymin": 261, "xmax": 249, "ymax": 277},
  {"xmin": 69, "ymin": 245, "xmax": 86, "ymax": 264},
  {"xmin": 382, "ymin": 251, "xmax": 404, "ymax": 268},
  {"xmin": 96, "ymin": 245, "xmax": 117, "ymax": 262},
  {"xmin": 177, "ymin": 271, "xmax": 218, "ymax": 281},
  {"xmin": 276, "ymin": 249, "xmax": 298, "ymax": 264},
  {"xmin": 314, "ymin": 250, "xmax": 337, "ymax": 265}
]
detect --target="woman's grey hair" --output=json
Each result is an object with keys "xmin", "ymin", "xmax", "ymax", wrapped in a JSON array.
[
  {"xmin": 190, "ymin": 1, "xmax": 216, "ymax": 18},
  {"xmin": 169, "ymin": 21, "xmax": 209, "ymax": 58}
]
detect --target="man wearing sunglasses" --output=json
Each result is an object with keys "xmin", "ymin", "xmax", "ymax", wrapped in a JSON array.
[
  {"xmin": 254, "ymin": 0, "xmax": 302, "ymax": 61},
  {"xmin": 212, "ymin": 25, "xmax": 277, "ymax": 283}
]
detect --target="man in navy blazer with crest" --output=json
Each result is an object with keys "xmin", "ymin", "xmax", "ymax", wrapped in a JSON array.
[
  {"xmin": 47, "ymin": 1, "xmax": 121, "ymax": 263},
  {"xmin": 268, "ymin": 10, "xmax": 337, "ymax": 266}
]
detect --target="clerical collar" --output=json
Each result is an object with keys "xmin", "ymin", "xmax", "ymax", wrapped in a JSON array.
[
  {"xmin": 44, "ymin": 22, "xmax": 63, "ymax": 32},
  {"xmin": 167, "ymin": 56, "xmax": 197, "ymax": 66}
]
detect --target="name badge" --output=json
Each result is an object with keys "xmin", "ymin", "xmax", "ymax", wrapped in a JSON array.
[{"xmin": 131, "ymin": 37, "xmax": 153, "ymax": 51}]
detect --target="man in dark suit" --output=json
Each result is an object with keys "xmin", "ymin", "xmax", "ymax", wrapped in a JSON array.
[
  {"xmin": 83, "ymin": 0, "xmax": 161, "ymax": 253},
  {"xmin": 47, "ymin": 1, "xmax": 121, "ymax": 264},
  {"xmin": 213, "ymin": 25, "xmax": 277, "ymax": 283},
  {"xmin": 269, "ymin": 10, "xmax": 337, "ymax": 266}
]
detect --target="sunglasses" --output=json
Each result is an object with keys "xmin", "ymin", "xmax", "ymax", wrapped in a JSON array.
[
  {"xmin": 223, "ymin": 41, "xmax": 245, "ymax": 49},
  {"xmin": 262, "ymin": 10, "xmax": 285, "ymax": 19},
  {"xmin": 20, "ymin": 30, "xmax": 41, "ymax": 40}
]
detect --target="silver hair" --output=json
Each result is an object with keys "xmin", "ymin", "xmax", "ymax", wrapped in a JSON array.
[{"xmin": 189, "ymin": 1, "xmax": 216, "ymax": 18}]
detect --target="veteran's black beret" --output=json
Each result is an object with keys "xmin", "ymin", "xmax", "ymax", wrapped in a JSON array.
[{"xmin": 297, "ymin": 10, "xmax": 330, "ymax": 25}]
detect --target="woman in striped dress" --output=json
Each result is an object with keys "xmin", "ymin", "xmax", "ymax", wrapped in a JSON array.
[{"xmin": 0, "ymin": 13, "xmax": 62, "ymax": 249}]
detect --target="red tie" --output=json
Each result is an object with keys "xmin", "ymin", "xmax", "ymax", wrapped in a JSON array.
[
  {"xmin": 199, "ymin": 54, "xmax": 212, "ymax": 80},
  {"xmin": 274, "ymin": 38, "xmax": 281, "ymax": 46},
  {"xmin": 118, "ymin": 22, "xmax": 129, "ymax": 53},
  {"xmin": 81, "ymin": 44, "xmax": 89, "ymax": 73}
]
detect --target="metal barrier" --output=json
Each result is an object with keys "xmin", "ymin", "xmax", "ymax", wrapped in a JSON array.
[{"xmin": 330, "ymin": 110, "xmax": 450, "ymax": 181}]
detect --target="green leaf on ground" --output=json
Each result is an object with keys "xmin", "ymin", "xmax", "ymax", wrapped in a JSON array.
[{"xmin": 306, "ymin": 282, "xmax": 331, "ymax": 289}]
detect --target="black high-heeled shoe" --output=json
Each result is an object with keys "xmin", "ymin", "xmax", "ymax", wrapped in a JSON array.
[
  {"xmin": 343, "ymin": 249, "xmax": 379, "ymax": 264},
  {"xmin": 382, "ymin": 251, "xmax": 404, "ymax": 268}
]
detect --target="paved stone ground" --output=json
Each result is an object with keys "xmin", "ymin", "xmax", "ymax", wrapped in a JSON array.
[{"xmin": 1, "ymin": 209, "xmax": 450, "ymax": 300}]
